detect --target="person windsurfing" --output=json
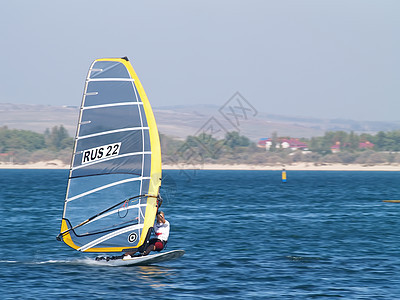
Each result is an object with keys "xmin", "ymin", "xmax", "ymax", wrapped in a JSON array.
[{"xmin": 124, "ymin": 211, "xmax": 170, "ymax": 258}]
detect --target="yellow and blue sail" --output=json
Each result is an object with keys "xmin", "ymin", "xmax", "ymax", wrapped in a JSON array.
[{"xmin": 58, "ymin": 57, "xmax": 161, "ymax": 252}]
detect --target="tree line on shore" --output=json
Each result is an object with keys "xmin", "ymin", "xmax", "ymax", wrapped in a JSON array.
[
  {"xmin": 305, "ymin": 130, "xmax": 400, "ymax": 153},
  {"xmin": 2, "ymin": 125, "xmax": 400, "ymax": 166},
  {"xmin": 0, "ymin": 125, "xmax": 73, "ymax": 164},
  {"xmin": 161, "ymin": 130, "xmax": 400, "ymax": 166}
]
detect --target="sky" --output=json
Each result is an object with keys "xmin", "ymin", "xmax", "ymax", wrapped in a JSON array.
[{"xmin": 1, "ymin": 0, "xmax": 400, "ymax": 122}]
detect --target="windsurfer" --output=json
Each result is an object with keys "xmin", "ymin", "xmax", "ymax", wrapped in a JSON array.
[{"xmin": 125, "ymin": 211, "xmax": 170, "ymax": 257}]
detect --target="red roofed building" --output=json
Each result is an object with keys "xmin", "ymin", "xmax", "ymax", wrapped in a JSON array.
[
  {"xmin": 0, "ymin": 152, "xmax": 13, "ymax": 163},
  {"xmin": 0, "ymin": 152, "xmax": 13, "ymax": 157},
  {"xmin": 359, "ymin": 141, "xmax": 374, "ymax": 149},
  {"xmin": 331, "ymin": 141, "xmax": 341, "ymax": 153},
  {"xmin": 330, "ymin": 140, "xmax": 375, "ymax": 153},
  {"xmin": 257, "ymin": 138, "xmax": 270, "ymax": 148},
  {"xmin": 280, "ymin": 138, "xmax": 308, "ymax": 150}
]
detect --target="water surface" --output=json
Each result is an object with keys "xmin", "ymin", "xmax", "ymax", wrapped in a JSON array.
[{"xmin": 1, "ymin": 169, "xmax": 400, "ymax": 299}]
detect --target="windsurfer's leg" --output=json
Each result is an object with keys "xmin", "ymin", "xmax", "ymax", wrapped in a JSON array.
[
  {"xmin": 143, "ymin": 244, "xmax": 156, "ymax": 256},
  {"xmin": 143, "ymin": 240, "xmax": 164, "ymax": 255},
  {"xmin": 124, "ymin": 249, "xmax": 138, "ymax": 256},
  {"xmin": 142, "ymin": 238, "xmax": 158, "ymax": 256}
]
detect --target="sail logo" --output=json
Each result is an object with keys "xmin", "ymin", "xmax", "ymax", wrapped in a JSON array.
[
  {"xmin": 128, "ymin": 232, "xmax": 137, "ymax": 243},
  {"xmin": 81, "ymin": 142, "xmax": 121, "ymax": 164}
]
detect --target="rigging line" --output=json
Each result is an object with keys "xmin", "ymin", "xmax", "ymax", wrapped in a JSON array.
[
  {"xmin": 82, "ymin": 102, "xmax": 144, "ymax": 110},
  {"xmin": 77, "ymin": 127, "xmax": 149, "ymax": 140},
  {"xmin": 71, "ymin": 151, "xmax": 152, "ymax": 171},
  {"xmin": 57, "ymin": 194, "xmax": 158, "ymax": 239},
  {"xmin": 66, "ymin": 176, "xmax": 151, "ymax": 202},
  {"xmin": 78, "ymin": 220, "xmax": 140, "ymax": 237},
  {"xmin": 87, "ymin": 202, "xmax": 147, "ymax": 225},
  {"xmin": 66, "ymin": 220, "xmax": 140, "ymax": 238}
]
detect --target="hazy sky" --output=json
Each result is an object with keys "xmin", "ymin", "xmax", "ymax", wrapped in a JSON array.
[{"xmin": 1, "ymin": 0, "xmax": 399, "ymax": 121}]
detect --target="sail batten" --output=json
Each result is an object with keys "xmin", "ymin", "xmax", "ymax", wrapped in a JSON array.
[
  {"xmin": 82, "ymin": 102, "xmax": 143, "ymax": 110},
  {"xmin": 78, "ymin": 224, "xmax": 144, "ymax": 252},
  {"xmin": 77, "ymin": 126, "xmax": 149, "ymax": 140},
  {"xmin": 66, "ymin": 176, "xmax": 151, "ymax": 202},
  {"xmin": 88, "ymin": 78, "xmax": 135, "ymax": 82},
  {"xmin": 59, "ymin": 57, "xmax": 161, "ymax": 252}
]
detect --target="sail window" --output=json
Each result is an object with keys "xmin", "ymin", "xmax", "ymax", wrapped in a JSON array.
[
  {"xmin": 79, "ymin": 105, "xmax": 145, "ymax": 136},
  {"xmin": 89, "ymin": 61, "xmax": 130, "ymax": 79},
  {"xmin": 85, "ymin": 81, "xmax": 138, "ymax": 106}
]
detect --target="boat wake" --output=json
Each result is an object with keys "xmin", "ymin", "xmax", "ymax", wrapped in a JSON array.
[{"xmin": 0, "ymin": 258, "xmax": 114, "ymax": 266}]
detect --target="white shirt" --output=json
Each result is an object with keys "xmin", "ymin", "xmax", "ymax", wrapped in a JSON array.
[{"xmin": 154, "ymin": 220, "xmax": 170, "ymax": 241}]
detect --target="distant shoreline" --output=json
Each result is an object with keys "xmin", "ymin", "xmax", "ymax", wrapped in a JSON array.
[
  {"xmin": 163, "ymin": 163, "xmax": 400, "ymax": 171},
  {"xmin": 0, "ymin": 160, "xmax": 69, "ymax": 169},
  {"xmin": 1, "ymin": 161, "xmax": 400, "ymax": 171}
]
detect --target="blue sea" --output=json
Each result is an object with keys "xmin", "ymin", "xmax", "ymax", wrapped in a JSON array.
[{"xmin": 1, "ymin": 169, "xmax": 400, "ymax": 299}]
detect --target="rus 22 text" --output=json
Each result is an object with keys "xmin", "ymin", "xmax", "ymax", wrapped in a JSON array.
[{"xmin": 81, "ymin": 142, "xmax": 121, "ymax": 164}]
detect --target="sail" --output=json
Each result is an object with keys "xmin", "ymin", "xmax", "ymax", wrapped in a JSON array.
[{"xmin": 58, "ymin": 57, "xmax": 161, "ymax": 252}]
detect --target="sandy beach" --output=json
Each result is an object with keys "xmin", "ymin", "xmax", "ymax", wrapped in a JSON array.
[
  {"xmin": 0, "ymin": 160, "xmax": 70, "ymax": 169},
  {"xmin": 163, "ymin": 163, "xmax": 400, "ymax": 171},
  {"xmin": 2, "ymin": 160, "xmax": 399, "ymax": 171}
]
